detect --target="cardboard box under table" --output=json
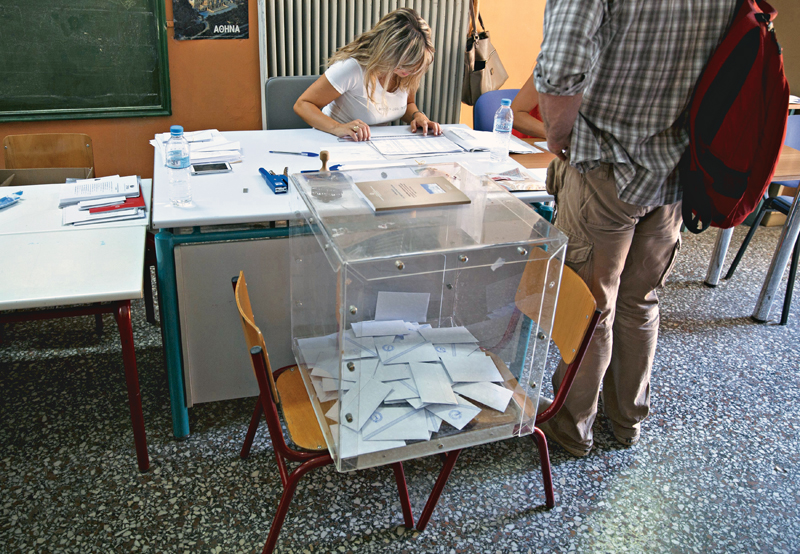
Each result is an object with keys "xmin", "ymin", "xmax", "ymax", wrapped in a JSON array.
[{"xmin": 288, "ymin": 162, "xmax": 568, "ymax": 473}]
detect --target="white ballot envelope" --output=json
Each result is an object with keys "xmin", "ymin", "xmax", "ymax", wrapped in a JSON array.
[
  {"xmin": 340, "ymin": 378, "xmax": 393, "ymax": 432},
  {"xmin": 418, "ymin": 326, "xmax": 478, "ymax": 344},
  {"xmin": 374, "ymin": 361, "xmax": 412, "ymax": 381},
  {"xmin": 374, "ymin": 291, "xmax": 430, "ymax": 323},
  {"xmin": 425, "ymin": 395, "xmax": 482, "ymax": 430},
  {"xmin": 433, "ymin": 342, "xmax": 482, "ymax": 359},
  {"xmin": 325, "ymin": 400, "xmax": 340, "ymax": 423},
  {"xmin": 426, "ymin": 410, "xmax": 443, "ymax": 433},
  {"xmin": 309, "ymin": 354, "xmax": 341, "ymax": 380},
  {"xmin": 311, "ymin": 376, "xmax": 338, "ymax": 403},
  {"xmin": 361, "ymin": 406, "xmax": 430, "ymax": 441},
  {"xmin": 335, "ymin": 424, "xmax": 406, "ymax": 459},
  {"xmin": 340, "ymin": 357, "xmax": 379, "ymax": 384},
  {"xmin": 297, "ymin": 333, "xmax": 338, "ymax": 364},
  {"xmin": 384, "ymin": 378, "xmax": 419, "ymax": 402},
  {"xmin": 322, "ymin": 378, "xmax": 355, "ymax": 392},
  {"xmin": 409, "ymin": 362, "xmax": 458, "ymax": 405},
  {"xmin": 441, "ymin": 353, "xmax": 504, "ymax": 383},
  {"xmin": 452, "ymin": 382, "xmax": 514, "ymax": 413},
  {"xmin": 342, "ymin": 329, "xmax": 378, "ymax": 360},
  {"xmin": 376, "ymin": 335, "xmax": 440, "ymax": 365},
  {"xmin": 351, "ymin": 320, "xmax": 409, "ymax": 337}
]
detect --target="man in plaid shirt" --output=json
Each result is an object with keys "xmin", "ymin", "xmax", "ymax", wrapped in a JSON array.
[{"xmin": 535, "ymin": 0, "xmax": 737, "ymax": 456}]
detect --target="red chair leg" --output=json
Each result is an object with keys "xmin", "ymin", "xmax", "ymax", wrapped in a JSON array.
[
  {"xmin": 416, "ymin": 449, "xmax": 461, "ymax": 531},
  {"xmin": 261, "ymin": 454, "xmax": 333, "ymax": 554},
  {"xmin": 241, "ymin": 398, "xmax": 263, "ymax": 459},
  {"xmin": 114, "ymin": 301, "xmax": 149, "ymax": 472},
  {"xmin": 532, "ymin": 427, "xmax": 554, "ymax": 509},
  {"xmin": 391, "ymin": 462, "xmax": 415, "ymax": 529}
]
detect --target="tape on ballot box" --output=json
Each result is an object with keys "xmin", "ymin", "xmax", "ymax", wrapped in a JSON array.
[{"xmin": 258, "ymin": 167, "xmax": 288, "ymax": 194}]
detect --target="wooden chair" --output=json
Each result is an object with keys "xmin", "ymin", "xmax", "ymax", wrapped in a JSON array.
[
  {"xmin": 531, "ymin": 265, "xmax": 600, "ymax": 508},
  {"xmin": 3, "ymin": 133, "xmax": 158, "ymax": 326},
  {"xmin": 415, "ymin": 264, "xmax": 600, "ymax": 529},
  {"xmin": 3, "ymin": 133, "xmax": 94, "ymax": 169},
  {"xmin": 232, "ymin": 271, "xmax": 414, "ymax": 554}
]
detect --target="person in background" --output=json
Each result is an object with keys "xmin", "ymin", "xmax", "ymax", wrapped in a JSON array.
[
  {"xmin": 294, "ymin": 8, "xmax": 441, "ymax": 142},
  {"xmin": 511, "ymin": 74, "xmax": 546, "ymax": 139},
  {"xmin": 534, "ymin": 0, "xmax": 737, "ymax": 457}
]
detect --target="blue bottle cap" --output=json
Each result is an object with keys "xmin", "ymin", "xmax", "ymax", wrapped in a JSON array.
[
  {"xmin": 501, "ymin": 99, "xmax": 512, "ymax": 106},
  {"xmin": 170, "ymin": 125, "xmax": 184, "ymax": 135}
]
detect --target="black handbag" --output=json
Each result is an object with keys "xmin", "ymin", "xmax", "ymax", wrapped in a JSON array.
[{"xmin": 461, "ymin": 2, "xmax": 509, "ymax": 106}]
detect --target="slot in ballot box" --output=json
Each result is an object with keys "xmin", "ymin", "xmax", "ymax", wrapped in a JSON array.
[{"xmin": 288, "ymin": 162, "xmax": 567, "ymax": 472}]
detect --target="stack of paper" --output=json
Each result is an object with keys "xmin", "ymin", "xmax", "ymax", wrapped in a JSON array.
[
  {"xmin": 150, "ymin": 129, "xmax": 243, "ymax": 164},
  {"xmin": 298, "ymin": 307, "xmax": 517, "ymax": 459},
  {"xmin": 60, "ymin": 175, "xmax": 146, "ymax": 226}
]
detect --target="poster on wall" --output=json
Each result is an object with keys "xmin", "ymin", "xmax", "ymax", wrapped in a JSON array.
[{"xmin": 173, "ymin": 0, "xmax": 249, "ymax": 40}]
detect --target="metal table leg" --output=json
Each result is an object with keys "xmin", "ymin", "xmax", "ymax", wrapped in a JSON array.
[
  {"xmin": 115, "ymin": 300, "xmax": 150, "ymax": 472},
  {"xmin": 705, "ymin": 228, "xmax": 734, "ymax": 287},
  {"xmin": 154, "ymin": 229, "xmax": 190, "ymax": 439},
  {"xmin": 752, "ymin": 196, "xmax": 800, "ymax": 322},
  {"xmin": 154, "ymin": 225, "xmax": 296, "ymax": 439}
]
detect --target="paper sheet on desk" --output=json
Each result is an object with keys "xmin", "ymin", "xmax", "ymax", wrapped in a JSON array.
[
  {"xmin": 341, "ymin": 133, "xmax": 465, "ymax": 158},
  {"xmin": 323, "ymin": 144, "xmax": 386, "ymax": 163},
  {"xmin": 151, "ymin": 129, "xmax": 243, "ymax": 164}
]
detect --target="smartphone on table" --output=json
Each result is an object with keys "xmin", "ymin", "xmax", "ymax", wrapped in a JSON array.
[{"xmin": 190, "ymin": 162, "xmax": 232, "ymax": 175}]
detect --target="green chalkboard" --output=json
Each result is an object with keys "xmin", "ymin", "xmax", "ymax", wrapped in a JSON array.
[{"xmin": 0, "ymin": 0, "xmax": 171, "ymax": 122}]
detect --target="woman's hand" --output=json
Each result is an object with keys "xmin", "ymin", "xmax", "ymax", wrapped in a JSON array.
[
  {"xmin": 334, "ymin": 120, "xmax": 371, "ymax": 141},
  {"xmin": 409, "ymin": 111, "xmax": 441, "ymax": 136}
]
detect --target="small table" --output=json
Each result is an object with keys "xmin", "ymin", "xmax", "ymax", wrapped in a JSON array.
[
  {"xmin": 703, "ymin": 145, "xmax": 800, "ymax": 320},
  {"xmin": 0, "ymin": 182, "xmax": 151, "ymax": 471}
]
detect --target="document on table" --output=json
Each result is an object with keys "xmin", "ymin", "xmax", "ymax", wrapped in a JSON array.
[
  {"xmin": 425, "ymin": 395, "xmax": 482, "ymax": 430},
  {"xmin": 58, "ymin": 175, "xmax": 137, "ymax": 207},
  {"xmin": 349, "ymin": 134, "xmax": 466, "ymax": 158},
  {"xmin": 150, "ymin": 129, "xmax": 243, "ymax": 164}
]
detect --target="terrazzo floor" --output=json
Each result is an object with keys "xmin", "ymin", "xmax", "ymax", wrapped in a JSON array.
[{"xmin": 1, "ymin": 225, "xmax": 798, "ymax": 554}]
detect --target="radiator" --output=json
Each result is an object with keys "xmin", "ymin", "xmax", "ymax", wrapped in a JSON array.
[{"xmin": 257, "ymin": 0, "xmax": 469, "ymax": 128}]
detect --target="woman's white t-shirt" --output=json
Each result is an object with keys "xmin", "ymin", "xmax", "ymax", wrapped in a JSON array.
[{"xmin": 322, "ymin": 58, "xmax": 408, "ymax": 125}]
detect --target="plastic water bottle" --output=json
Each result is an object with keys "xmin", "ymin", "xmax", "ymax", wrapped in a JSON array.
[
  {"xmin": 165, "ymin": 125, "xmax": 192, "ymax": 207},
  {"xmin": 490, "ymin": 98, "xmax": 514, "ymax": 162}
]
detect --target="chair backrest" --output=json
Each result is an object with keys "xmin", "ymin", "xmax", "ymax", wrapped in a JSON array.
[
  {"xmin": 233, "ymin": 271, "xmax": 279, "ymax": 399},
  {"xmin": 264, "ymin": 76, "xmax": 319, "ymax": 130},
  {"xmin": 3, "ymin": 133, "xmax": 94, "ymax": 169},
  {"xmin": 515, "ymin": 260, "xmax": 597, "ymax": 365},
  {"xmin": 785, "ymin": 114, "xmax": 800, "ymax": 150},
  {"xmin": 473, "ymin": 89, "xmax": 520, "ymax": 132}
]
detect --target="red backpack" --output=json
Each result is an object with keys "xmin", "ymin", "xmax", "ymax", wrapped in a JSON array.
[{"xmin": 681, "ymin": 0, "xmax": 790, "ymax": 234}]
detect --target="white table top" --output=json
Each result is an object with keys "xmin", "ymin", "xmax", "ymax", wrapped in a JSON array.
[
  {"xmin": 0, "ymin": 179, "xmax": 152, "ymax": 236},
  {"xmin": 151, "ymin": 126, "xmax": 549, "ymax": 229},
  {"xmin": 0, "ymin": 180, "xmax": 150, "ymax": 310}
]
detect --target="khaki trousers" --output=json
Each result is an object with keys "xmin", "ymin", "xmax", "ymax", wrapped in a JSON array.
[{"xmin": 545, "ymin": 158, "xmax": 682, "ymax": 452}]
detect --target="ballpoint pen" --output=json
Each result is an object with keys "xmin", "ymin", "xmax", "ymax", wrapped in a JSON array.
[{"xmin": 268, "ymin": 150, "xmax": 319, "ymax": 157}]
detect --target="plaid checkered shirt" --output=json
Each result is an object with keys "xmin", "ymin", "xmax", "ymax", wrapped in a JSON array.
[{"xmin": 535, "ymin": 0, "xmax": 737, "ymax": 206}]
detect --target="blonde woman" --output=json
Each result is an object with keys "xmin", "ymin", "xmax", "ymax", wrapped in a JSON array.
[{"xmin": 294, "ymin": 8, "xmax": 441, "ymax": 141}]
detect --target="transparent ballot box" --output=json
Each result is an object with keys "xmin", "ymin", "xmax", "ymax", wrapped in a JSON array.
[{"xmin": 288, "ymin": 162, "xmax": 567, "ymax": 472}]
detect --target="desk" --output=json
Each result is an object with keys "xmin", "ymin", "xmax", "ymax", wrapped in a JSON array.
[
  {"xmin": 0, "ymin": 182, "xmax": 151, "ymax": 471},
  {"xmin": 703, "ymin": 145, "xmax": 800, "ymax": 319},
  {"xmin": 151, "ymin": 126, "xmax": 549, "ymax": 438},
  {"xmin": 511, "ymin": 139, "xmax": 557, "ymax": 170}
]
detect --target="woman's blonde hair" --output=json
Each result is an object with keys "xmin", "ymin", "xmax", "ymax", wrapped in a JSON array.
[{"xmin": 328, "ymin": 8, "xmax": 434, "ymax": 104}]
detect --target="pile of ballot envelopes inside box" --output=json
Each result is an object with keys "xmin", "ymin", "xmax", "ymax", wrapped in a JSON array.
[{"xmin": 297, "ymin": 320, "xmax": 517, "ymax": 459}]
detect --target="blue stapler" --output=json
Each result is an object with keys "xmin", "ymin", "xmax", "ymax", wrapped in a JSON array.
[{"xmin": 259, "ymin": 167, "xmax": 288, "ymax": 194}]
